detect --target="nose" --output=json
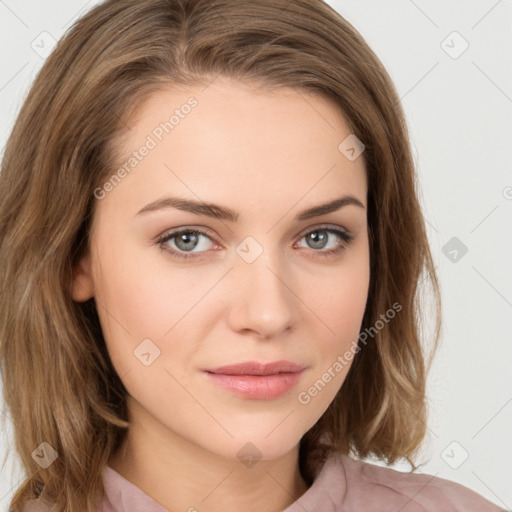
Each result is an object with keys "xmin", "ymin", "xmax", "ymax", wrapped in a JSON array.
[{"xmin": 226, "ymin": 247, "xmax": 300, "ymax": 340}]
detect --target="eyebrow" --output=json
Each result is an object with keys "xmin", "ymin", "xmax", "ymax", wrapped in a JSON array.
[{"xmin": 135, "ymin": 194, "xmax": 365, "ymax": 221}]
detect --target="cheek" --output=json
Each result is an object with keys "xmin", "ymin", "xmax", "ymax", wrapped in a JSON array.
[
  {"xmin": 334, "ymin": 268, "xmax": 369, "ymax": 339},
  {"xmin": 297, "ymin": 248, "xmax": 369, "ymax": 399},
  {"xmin": 90, "ymin": 244, "xmax": 193, "ymax": 370},
  {"xmin": 294, "ymin": 275, "xmax": 369, "ymax": 423},
  {"xmin": 303, "ymin": 252, "xmax": 370, "ymax": 344},
  {"xmin": 91, "ymin": 239, "xmax": 230, "ymax": 390},
  {"xmin": 95, "ymin": 232, "xmax": 198, "ymax": 317}
]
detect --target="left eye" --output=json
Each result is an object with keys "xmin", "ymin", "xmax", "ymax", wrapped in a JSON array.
[{"xmin": 296, "ymin": 228, "xmax": 349, "ymax": 251}]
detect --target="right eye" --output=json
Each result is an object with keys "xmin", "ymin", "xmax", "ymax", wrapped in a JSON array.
[{"xmin": 156, "ymin": 228, "xmax": 219, "ymax": 260}]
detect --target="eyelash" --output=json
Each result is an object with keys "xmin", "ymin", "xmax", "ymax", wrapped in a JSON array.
[{"xmin": 156, "ymin": 225, "xmax": 355, "ymax": 261}]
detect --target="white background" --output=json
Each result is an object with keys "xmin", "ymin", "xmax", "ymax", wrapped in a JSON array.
[{"xmin": 0, "ymin": 0, "xmax": 511, "ymax": 509}]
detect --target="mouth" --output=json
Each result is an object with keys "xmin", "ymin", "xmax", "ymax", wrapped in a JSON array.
[
  {"xmin": 204, "ymin": 360, "xmax": 306, "ymax": 376},
  {"xmin": 203, "ymin": 360, "xmax": 306, "ymax": 400}
]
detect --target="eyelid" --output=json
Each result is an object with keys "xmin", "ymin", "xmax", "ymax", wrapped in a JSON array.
[
  {"xmin": 295, "ymin": 223, "xmax": 351, "ymax": 239},
  {"xmin": 156, "ymin": 225, "xmax": 221, "ymax": 246}
]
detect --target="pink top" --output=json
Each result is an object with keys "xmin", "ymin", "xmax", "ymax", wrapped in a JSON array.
[{"xmin": 22, "ymin": 453, "xmax": 506, "ymax": 511}]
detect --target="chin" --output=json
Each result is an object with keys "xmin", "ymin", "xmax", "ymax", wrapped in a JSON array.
[{"xmin": 201, "ymin": 433, "xmax": 302, "ymax": 464}]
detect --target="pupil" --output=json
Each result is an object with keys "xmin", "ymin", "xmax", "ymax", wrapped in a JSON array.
[
  {"xmin": 308, "ymin": 231, "xmax": 326, "ymax": 249},
  {"xmin": 176, "ymin": 232, "xmax": 198, "ymax": 251}
]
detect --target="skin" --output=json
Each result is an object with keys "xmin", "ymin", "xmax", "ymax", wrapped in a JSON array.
[{"xmin": 72, "ymin": 76, "xmax": 370, "ymax": 512}]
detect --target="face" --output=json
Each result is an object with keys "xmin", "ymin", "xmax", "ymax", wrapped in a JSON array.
[{"xmin": 72, "ymin": 77, "xmax": 370, "ymax": 462}]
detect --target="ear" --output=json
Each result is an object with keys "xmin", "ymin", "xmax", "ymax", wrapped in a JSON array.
[{"xmin": 71, "ymin": 251, "xmax": 95, "ymax": 302}]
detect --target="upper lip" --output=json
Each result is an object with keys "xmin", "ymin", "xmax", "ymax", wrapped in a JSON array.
[{"xmin": 204, "ymin": 360, "xmax": 306, "ymax": 376}]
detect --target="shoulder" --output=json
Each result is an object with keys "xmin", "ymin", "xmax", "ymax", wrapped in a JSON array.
[{"xmin": 319, "ymin": 453, "xmax": 505, "ymax": 512}]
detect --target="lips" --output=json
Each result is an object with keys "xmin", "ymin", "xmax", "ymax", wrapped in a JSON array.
[
  {"xmin": 203, "ymin": 360, "xmax": 306, "ymax": 400},
  {"xmin": 205, "ymin": 360, "xmax": 306, "ymax": 376}
]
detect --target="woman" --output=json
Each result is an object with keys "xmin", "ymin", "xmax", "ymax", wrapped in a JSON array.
[{"xmin": 0, "ymin": 0, "xmax": 505, "ymax": 511}]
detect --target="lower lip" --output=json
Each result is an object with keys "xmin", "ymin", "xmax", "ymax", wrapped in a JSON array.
[{"xmin": 204, "ymin": 370, "xmax": 304, "ymax": 400}]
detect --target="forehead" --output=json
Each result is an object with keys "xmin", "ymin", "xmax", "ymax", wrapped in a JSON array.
[{"xmin": 96, "ymin": 77, "xmax": 367, "ymax": 222}]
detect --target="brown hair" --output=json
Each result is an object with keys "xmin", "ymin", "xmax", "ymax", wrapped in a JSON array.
[{"xmin": 0, "ymin": 0, "xmax": 441, "ymax": 510}]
